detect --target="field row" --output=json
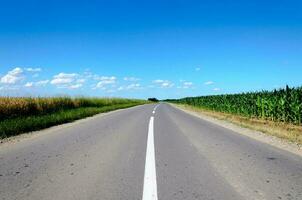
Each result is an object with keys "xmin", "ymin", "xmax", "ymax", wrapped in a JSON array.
[
  {"xmin": 0, "ymin": 97, "xmax": 148, "ymax": 138},
  {"xmin": 167, "ymin": 86, "xmax": 302, "ymax": 125},
  {"xmin": 0, "ymin": 97, "xmax": 145, "ymax": 120}
]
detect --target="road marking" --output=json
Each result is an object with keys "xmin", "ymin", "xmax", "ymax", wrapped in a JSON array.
[
  {"xmin": 153, "ymin": 104, "xmax": 159, "ymax": 112},
  {"xmin": 142, "ymin": 116, "xmax": 158, "ymax": 200},
  {"xmin": 152, "ymin": 111, "xmax": 155, "ymax": 114}
]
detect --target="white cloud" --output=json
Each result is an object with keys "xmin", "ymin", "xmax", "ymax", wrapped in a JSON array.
[
  {"xmin": 50, "ymin": 73, "xmax": 78, "ymax": 85},
  {"xmin": 177, "ymin": 81, "xmax": 193, "ymax": 89},
  {"xmin": 35, "ymin": 80, "xmax": 49, "ymax": 86},
  {"xmin": 213, "ymin": 88, "xmax": 220, "ymax": 91},
  {"xmin": 25, "ymin": 67, "xmax": 42, "ymax": 72},
  {"xmin": 95, "ymin": 76, "xmax": 116, "ymax": 89},
  {"xmin": 83, "ymin": 71, "xmax": 94, "ymax": 79},
  {"xmin": 153, "ymin": 79, "xmax": 174, "ymax": 88},
  {"xmin": 24, "ymin": 82, "xmax": 33, "ymax": 87},
  {"xmin": 153, "ymin": 79, "xmax": 164, "ymax": 84},
  {"xmin": 51, "ymin": 78, "xmax": 72, "ymax": 84},
  {"xmin": 124, "ymin": 77, "xmax": 140, "ymax": 81},
  {"xmin": 204, "ymin": 81, "xmax": 214, "ymax": 85},
  {"xmin": 161, "ymin": 82, "xmax": 174, "ymax": 88},
  {"xmin": 183, "ymin": 82, "xmax": 193, "ymax": 88},
  {"xmin": 183, "ymin": 82, "xmax": 193, "ymax": 86},
  {"xmin": 0, "ymin": 67, "xmax": 24, "ymax": 84},
  {"xmin": 24, "ymin": 67, "xmax": 42, "ymax": 78},
  {"xmin": 68, "ymin": 84, "xmax": 83, "ymax": 89},
  {"xmin": 24, "ymin": 80, "xmax": 49, "ymax": 88},
  {"xmin": 92, "ymin": 74, "xmax": 115, "ymax": 82},
  {"xmin": 76, "ymin": 79, "xmax": 86, "ymax": 83},
  {"xmin": 118, "ymin": 83, "xmax": 141, "ymax": 91},
  {"xmin": 50, "ymin": 73, "xmax": 84, "ymax": 89},
  {"xmin": 127, "ymin": 83, "xmax": 141, "ymax": 89}
]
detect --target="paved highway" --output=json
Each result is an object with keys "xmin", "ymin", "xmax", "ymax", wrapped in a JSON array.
[{"xmin": 0, "ymin": 103, "xmax": 301, "ymax": 200}]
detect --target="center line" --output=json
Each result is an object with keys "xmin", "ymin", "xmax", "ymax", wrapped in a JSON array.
[{"xmin": 142, "ymin": 116, "xmax": 158, "ymax": 200}]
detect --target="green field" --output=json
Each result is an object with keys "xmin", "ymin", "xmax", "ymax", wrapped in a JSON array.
[
  {"xmin": 0, "ymin": 97, "xmax": 148, "ymax": 139},
  {"xmin": 166, "ymin": 86, "xmax": 302, "ymax": 125}
]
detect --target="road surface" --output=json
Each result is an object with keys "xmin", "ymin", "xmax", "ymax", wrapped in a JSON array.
[{"xmin": 0, "ymin": 103, "xmax": 301, "ymax": 200}]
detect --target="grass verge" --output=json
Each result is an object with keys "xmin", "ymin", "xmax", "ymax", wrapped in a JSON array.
[
  {"xmin": 0, "ymin": 103, "xmax": 142, "ymax": 139},
  {"xmin": 174, "ymin": 104, "xmax": 302, "ymax": 145}
]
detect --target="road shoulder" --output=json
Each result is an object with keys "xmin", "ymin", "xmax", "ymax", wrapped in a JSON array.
[{"xmin": 170, "ymin": 103, "xmax": 302, "ymax": 157}]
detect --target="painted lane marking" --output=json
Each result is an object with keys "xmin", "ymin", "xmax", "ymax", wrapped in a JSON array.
[
  {"xmin": 152, "ymin": 110, "xmax": 155, "ymax": 114},
  {"xmin": 153, "ymin": 104, "xmax": 160, "ymax": 112},
  {"xmin": 142, "ymin": 116, "xmax": 158, "ymax": 200}
]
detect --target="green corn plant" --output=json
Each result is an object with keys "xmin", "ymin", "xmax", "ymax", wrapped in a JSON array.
[{"xmin": 166, "ymin": 85, "xmax": 302, "ymax": 125}]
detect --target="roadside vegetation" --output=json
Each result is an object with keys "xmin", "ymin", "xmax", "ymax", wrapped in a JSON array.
[
  {"xmin": 166, "ymin": 86, "xmax": 302, "ymax": 144},
  {"xmin": 0, "ymin": 97, "xmax": 148, "ymax": 139}
]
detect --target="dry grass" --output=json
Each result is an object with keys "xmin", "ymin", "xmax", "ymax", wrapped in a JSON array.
[
  {"xmin": 0, "ymin": 97, "xmax": 145, "ymax": 120},
  {"xmin": 176, "ymin": 104, "xmax": 302, "ymax": 145},
  {"xmin": 0, "ymin": 97, "xmax": 148, "ymax": 138}
]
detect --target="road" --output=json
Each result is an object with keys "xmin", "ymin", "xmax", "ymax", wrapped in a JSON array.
[{"xmin": 0, "ymin": 103, "xmax": 301, "ymax": 200}]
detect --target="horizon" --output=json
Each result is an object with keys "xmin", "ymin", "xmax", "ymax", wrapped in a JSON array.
[
  {"xmin": 0, "ymin": 84, "xmax": 300, "ymax": 100},
  {"xmin": 1, "ymin": 0, "xmax": 301, "ymax": 99}
]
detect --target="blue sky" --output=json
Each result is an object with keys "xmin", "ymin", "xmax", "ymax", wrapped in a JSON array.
[{"xmin": 0, "ymin": 0, "xmax": 301, "ymax": 99}]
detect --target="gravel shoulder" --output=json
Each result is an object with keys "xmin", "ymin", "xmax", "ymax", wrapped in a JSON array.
[{"xmin": 171, "ymin": 104, "xmax": 302, "ymax": 157}]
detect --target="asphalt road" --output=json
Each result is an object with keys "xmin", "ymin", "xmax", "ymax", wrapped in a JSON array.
[{"xmin": 0, "ymin": 103, "xmax": 301, "ymax": 200}]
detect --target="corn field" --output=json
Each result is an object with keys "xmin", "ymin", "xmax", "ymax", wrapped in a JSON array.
[
  {"xmin": 167, "ymin": 86, "xmax": 302, "ymax": 125},
  {"xmin": 0, "ymin": 97, "xmax": 144, "ymax": 121}
]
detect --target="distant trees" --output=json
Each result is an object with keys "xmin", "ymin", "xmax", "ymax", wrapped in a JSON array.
[{"xmin": 148, "ymin": 98, "xmax": 159, "ymax": 102}]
